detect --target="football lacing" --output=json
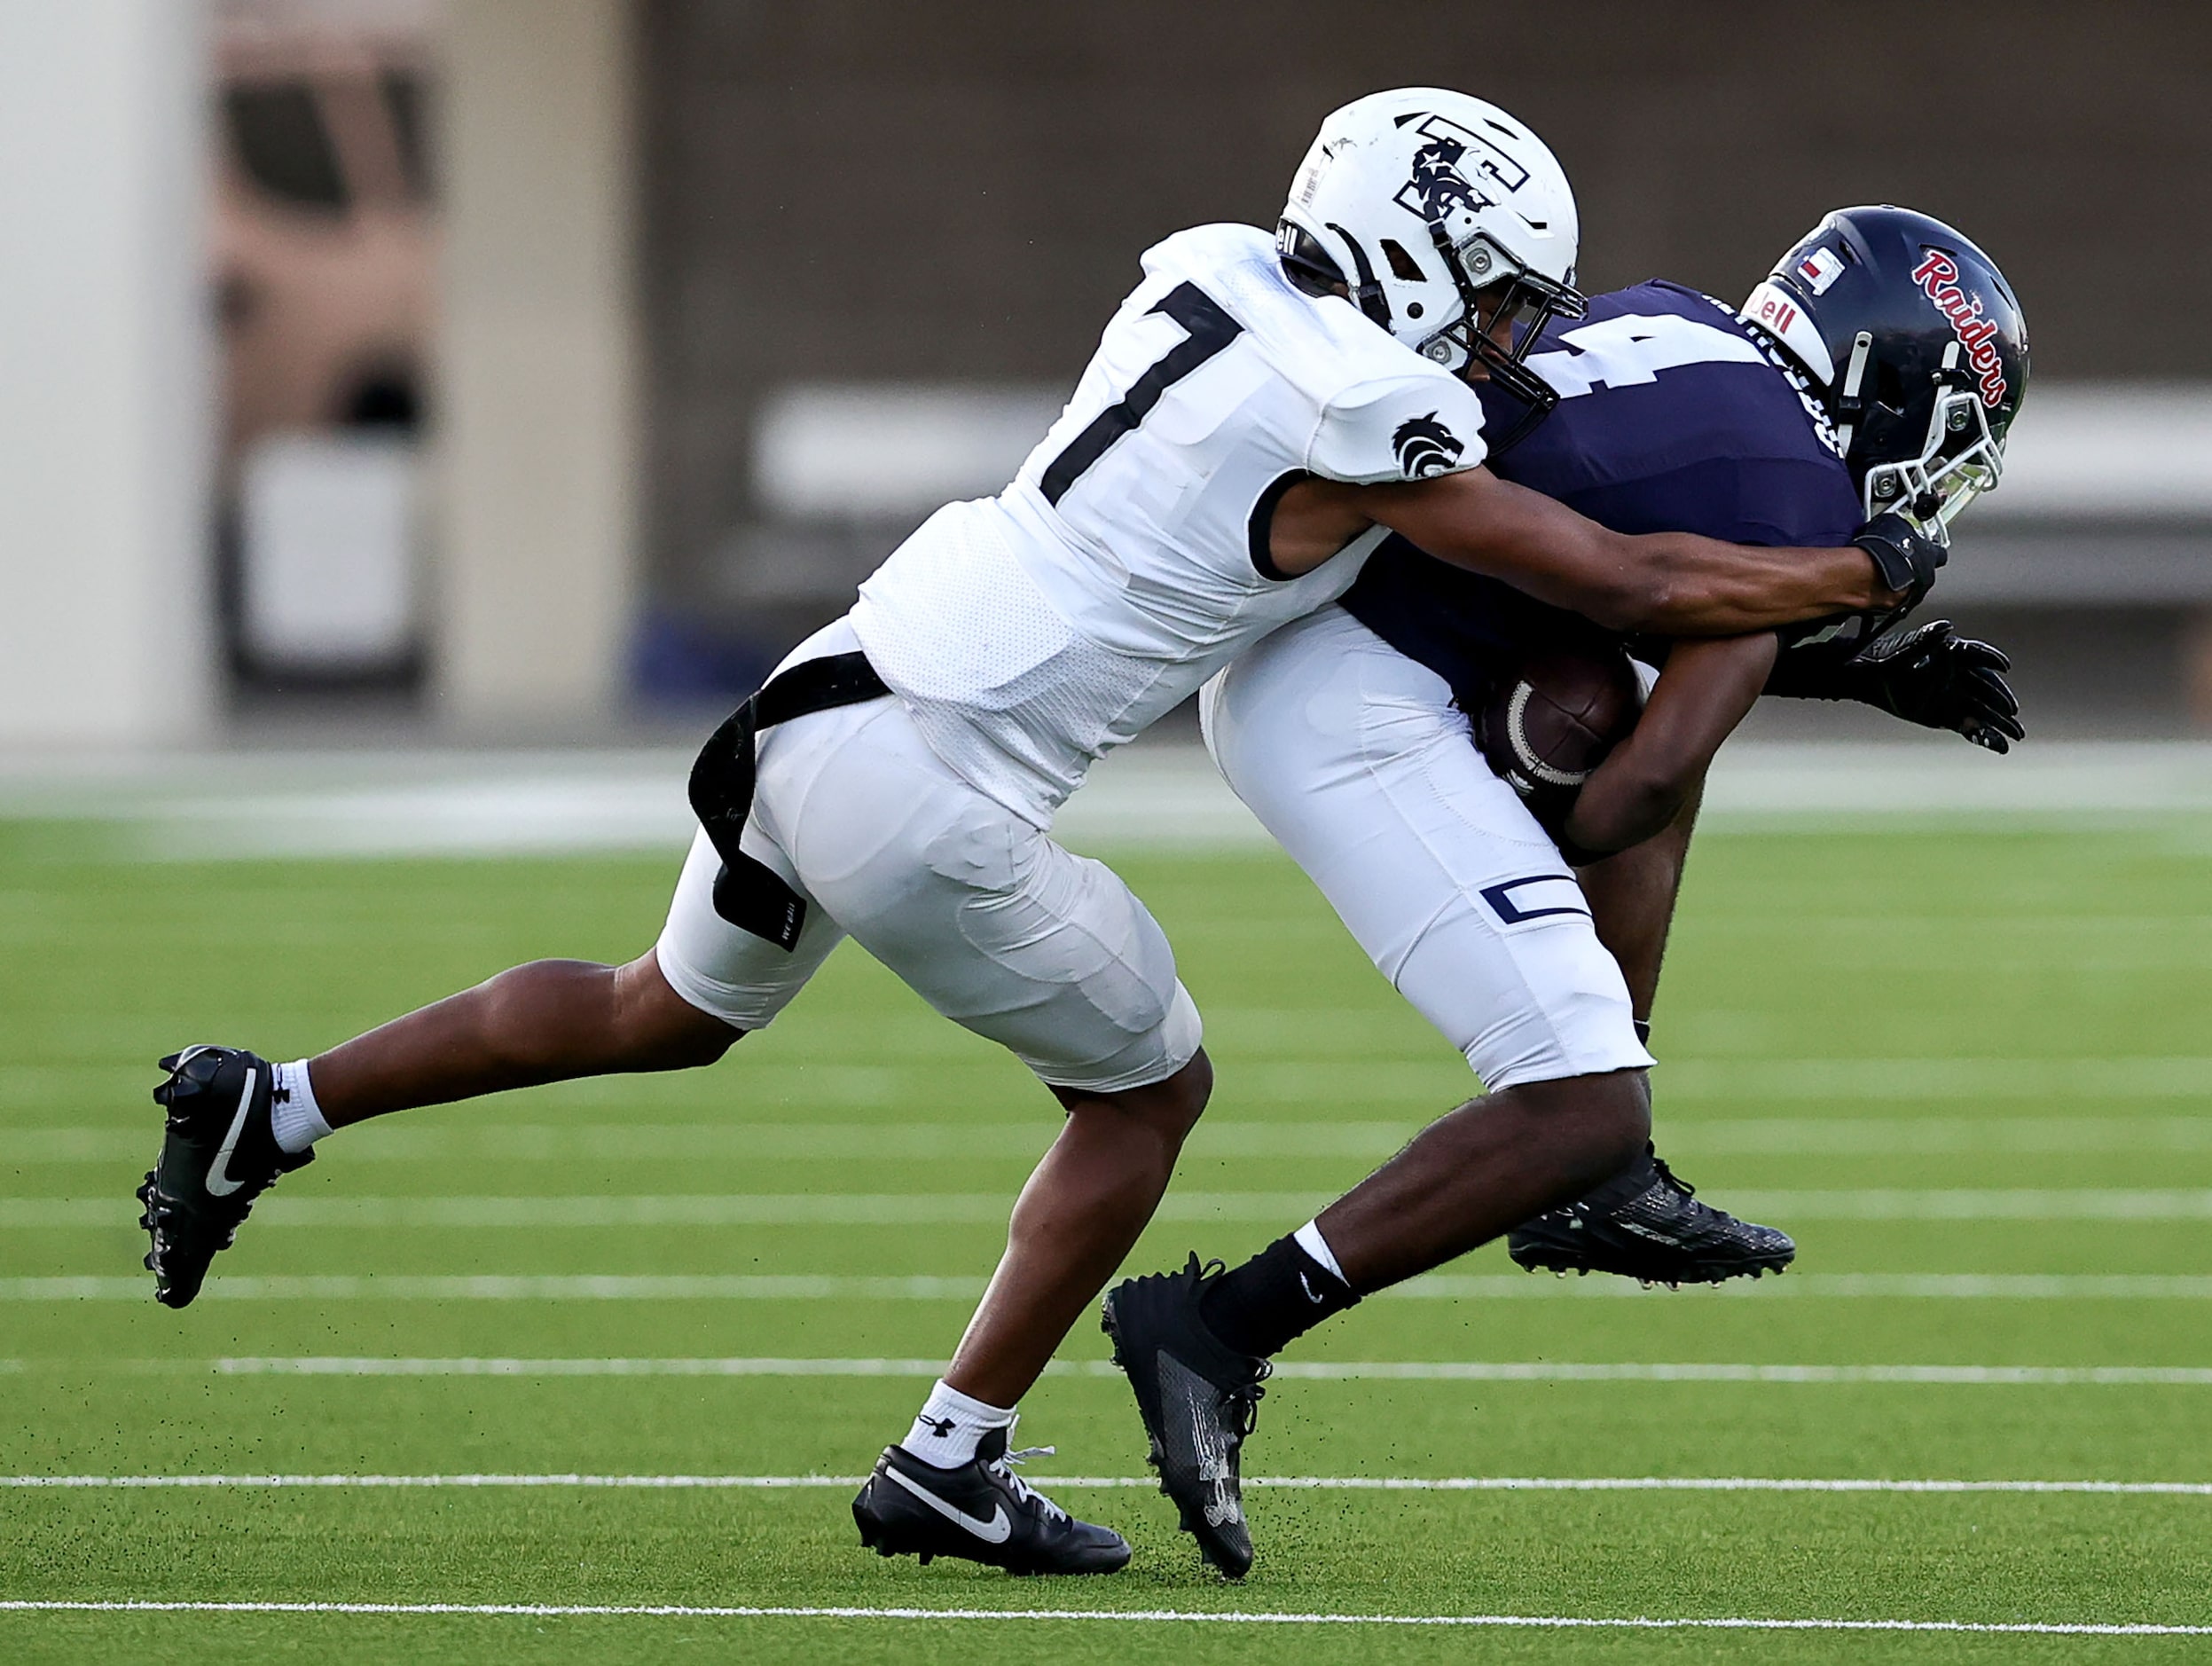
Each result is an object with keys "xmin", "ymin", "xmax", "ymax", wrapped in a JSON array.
[{"xmin": 1505, "ymin": 680, "xmax": 1592, "ymax": 789}]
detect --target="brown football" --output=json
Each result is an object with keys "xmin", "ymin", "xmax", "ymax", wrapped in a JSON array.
[{"xmin": 1475, "ymin": 643, "xmax": 1644, "ymax": 799}]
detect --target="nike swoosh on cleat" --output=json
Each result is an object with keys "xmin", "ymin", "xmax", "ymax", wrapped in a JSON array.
[
  {"xmin": 1298, "ymin": 1272, "xmax": 1322, "ymax": 1303},
  {"xmin": 882, "ymin": 1464, "xmax": 1013, "ymax": 1544},
  {"xmin": 202, "ymin": 1069, "xmax": 259, "ymax": 1199}
]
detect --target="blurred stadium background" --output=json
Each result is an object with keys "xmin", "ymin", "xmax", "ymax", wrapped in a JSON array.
[
  {"xmin": 4, "ymin": 0, "xmax": 2212, "ymax": 758},
  {"xmin": 5, "ymin": 4, "xmax": 2212, "ymax": 1654}
]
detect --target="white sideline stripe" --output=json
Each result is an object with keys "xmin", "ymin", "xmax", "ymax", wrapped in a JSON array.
[
  {"xmin": 185, "ymin": 1356, "xmax": 2212, "ymax": 1387},
  {"xmin": 10, "ymin": 1472, "xmax": 2211, "ymax": 1496},
  {"xmin": 16, "ymin": 739, "xmax": 2212, "ymax": 857},
  {"xmin": 18, "ymin": 1186, "xmax": 2212, "ymax": 1229},
  {"xmin": 11, "ymin": 1272, "xmax": 2212, "ymax": 1301},
  {"xmin": 0, "ymin": 1599, "xmax": 2204, "ymax": 1636},
  {"xmin": 14, "ymin": 1114, "xmax": 2212, "ymax": 1165}
]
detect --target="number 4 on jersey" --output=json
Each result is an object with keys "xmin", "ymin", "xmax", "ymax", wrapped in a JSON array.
[{"xmin": 1526, "ymin": 310, "xmax": 1764, "ymax": 402}]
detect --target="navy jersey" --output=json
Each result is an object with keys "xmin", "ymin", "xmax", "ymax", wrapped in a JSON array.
[{"xmin": 1339, "ymin": 279, "xmax": 1863, "ymax": 691}]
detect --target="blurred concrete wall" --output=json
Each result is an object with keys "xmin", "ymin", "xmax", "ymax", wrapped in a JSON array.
[
  {"xmin": 437, "ymin": 0, "xmax": 639, "ymax": 732},
  {"xmin": 0, "ymin": 0, "xmax": 216, "ymax": 748},
  {"xmin": 634, "ymin": 0, "xmax": 2212, "ymax": 723}
]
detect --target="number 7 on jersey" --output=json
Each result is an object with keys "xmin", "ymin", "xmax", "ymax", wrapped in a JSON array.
[{"xmin": 1040, "ymin": 283, "xmax": 1243, "ymax": 505}]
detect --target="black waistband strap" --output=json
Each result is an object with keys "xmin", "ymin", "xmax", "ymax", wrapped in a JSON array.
[
  {"xmin": 686, "ymin": 651, "xmax": 890, "ymax": 951},
  {"xmin": 751, "ymin": 651, "xmax": 890, "ymax": 730}
]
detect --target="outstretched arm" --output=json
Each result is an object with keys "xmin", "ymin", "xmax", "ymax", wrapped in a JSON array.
[{"xmin": 1350, "ymin": 468, "xmax": 1919, "ymax": 636}]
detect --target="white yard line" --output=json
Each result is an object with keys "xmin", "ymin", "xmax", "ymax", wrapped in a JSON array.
[
  {"xmin": 9, "ymin": 1271, "xmax": 2212, "ymax": 1301},
  {"xmin": 0, "ymin": 1599, "xmax": 2204, "ymax": 1636},
  {"xmin": 17, "ymin": 1469, "xmax": 2212, "ymax": 1495},
  {"xmin": 8, "ymin": 1472, "xmax": 2211, "ymax": 1495},
  {"xmin": 1397, "ymin": 1273, "xmax": 2212, "ymax": 1300},
  {"xmin": 0, "ymin": 1192, "xmax": 1330, "ymax": 1229},
  {"xmin": 1270, "ymin": 1361, "xmax": 2212, "ymax": 1385},
  {"xmin": 170, "ymin": 1356, "xmax": 2212, "ymax": 1387},
  {"xmin": 11, "ymin": 1113, "xmax": 2212, "ymax": 1165},
  {"xmin": 15, "ymin": 1186, "xmax": 2212, "ymax": 1230},
  {"xmin": 1660, "ymin": 1057, "xmax": 2212, "ymax": 1100}
]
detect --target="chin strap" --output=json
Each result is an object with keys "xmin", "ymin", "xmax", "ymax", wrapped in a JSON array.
[{"xmin": 1324, "ymin": 222, "xmax": 1392, "ymax": 330}]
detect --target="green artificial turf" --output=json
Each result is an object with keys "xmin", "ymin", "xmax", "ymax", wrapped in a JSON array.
[{"xmin": 2, "ymin": 817, "xmax": 2210, "ymax": 1662}]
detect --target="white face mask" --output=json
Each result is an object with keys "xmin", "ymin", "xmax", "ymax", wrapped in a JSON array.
[{"xmin": 1862, "ymin": 381, "xmax": 2007, "ymax": 546}]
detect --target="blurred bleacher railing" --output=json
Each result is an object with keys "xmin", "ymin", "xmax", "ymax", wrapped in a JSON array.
[{"xmin": 718, "ymin": 380, "xmax": 2212, "ymax": 727}]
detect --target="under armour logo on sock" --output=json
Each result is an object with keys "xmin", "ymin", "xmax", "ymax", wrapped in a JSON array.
[{"xmin": 928, "ymin": 1417, "xmax": 957, "ymax": 1439}]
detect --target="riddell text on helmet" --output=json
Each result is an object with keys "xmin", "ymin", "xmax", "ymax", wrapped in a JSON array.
[{"xmin": 1910, "ymin": 251, "xmax": 2008, "ymax": 408}]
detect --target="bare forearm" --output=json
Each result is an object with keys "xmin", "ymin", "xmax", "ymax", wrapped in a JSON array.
[
  {"xmin": 1566, "ymin": 635, "xmax": 1774, "ymax": 854},
  {"xmin": 1624, "ymin": 537, "xmax": 1887, "ymax": 635},
  {"xmin": 1357, "ymin": 470, "xmax": 1896, "ymax": 634}
]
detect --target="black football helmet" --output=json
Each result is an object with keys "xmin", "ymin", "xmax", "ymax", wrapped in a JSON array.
[{"xmin": 1743, "ymin": 206, "xmax": 2028, "ymax": 545}]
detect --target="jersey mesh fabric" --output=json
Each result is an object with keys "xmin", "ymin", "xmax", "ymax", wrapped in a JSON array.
[{"xmin": 851, "ymin": 499, "xmax": 1165, "ymax": 826}]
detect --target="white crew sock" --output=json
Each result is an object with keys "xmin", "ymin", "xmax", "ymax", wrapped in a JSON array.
[
  {"xmin": 903, "ymin": 1379, "xmax": 1016, "ymax": 1469},
  {"xmin": 1293, "ymin": 1218, "xmax": 1349, "ymax": 1286},
  {"xmin": 270, "ymin": 1059, "xmax": 333, "ymax": 1154}
]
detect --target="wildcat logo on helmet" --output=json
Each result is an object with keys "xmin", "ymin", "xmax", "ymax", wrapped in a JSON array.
[
  {"xmin": 1911, "ymin": 250, "xmax": 2009, "ymax": 408},
  {"xmin": 1392, "ymin": 412, "xmax": 1465, "ymax": 478},
  {"xmin": 1408, "ymin": 137, "xmax": 1493, "ymax": 226},
  {"xmin": 1391, "ymin": 114, "xmax": 1529, "ymax": 227}
]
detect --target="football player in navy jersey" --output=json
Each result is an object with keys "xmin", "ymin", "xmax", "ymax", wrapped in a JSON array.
[
  {"xmin": 1353, "ymin": 216, "xmax": 2025, "ymax": 1282},
  {"xmin": 1104, "ymin": 207, "xmax": 2028, "ymax": 1576}
]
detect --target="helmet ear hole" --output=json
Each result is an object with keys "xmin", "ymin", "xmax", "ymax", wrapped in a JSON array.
[
  {"xmin": 1379, "ymin": 239, "xmax": 1426, "ymax": 282},
  {"xmin": 1871, "ymin": 358, "xmax": 1910, "ymax": 416}
]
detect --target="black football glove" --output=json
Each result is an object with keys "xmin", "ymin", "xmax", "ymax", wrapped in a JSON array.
[
  {"xmin": 1776, "ymin": 619, "xmax": 2023, "ymax": 753},
  {"xmin": 1852, "ymin": 511, "xmax": 1948, "ymax": 609}
]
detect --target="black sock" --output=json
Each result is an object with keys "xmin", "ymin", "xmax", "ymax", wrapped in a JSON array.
[{"xmin": 1199, "ymin": 1231, "xmax": 1359, "ymax": 1359}]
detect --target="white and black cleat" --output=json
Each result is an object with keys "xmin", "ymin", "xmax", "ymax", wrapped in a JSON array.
[
  {"xmin": 138, "ymin": 1046, "xmax": 312, "ymax": 1309},
  {"xmin": 1508, "ymin": 1143, "xmax": 1794, "ymax": 1286},
  {"xmin": 851, "ymin": 1426, "xmax": 1129, "ymax": 1576},
  {"xmin": 1100, "ymin": 1254, "xmax": 1268, "ymax": 1579}
]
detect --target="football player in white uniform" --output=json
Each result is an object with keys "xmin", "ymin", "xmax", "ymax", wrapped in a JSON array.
[{"xmin": 137, "ymin": 89, "xmax": 1937, "ymax": 1576}]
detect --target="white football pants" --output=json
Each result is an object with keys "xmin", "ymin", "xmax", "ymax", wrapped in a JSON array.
[
  {"xmin": 1201, "ymin": 604, "xmax": 1653, "ymax": 1092},
  {"xmin": 656, "ymin": 617, "xmax": 1203, "ymax": 1095}
]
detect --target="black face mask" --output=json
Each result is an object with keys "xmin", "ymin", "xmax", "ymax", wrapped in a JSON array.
[{"xmin": 1424, "ymin": 232, "xmax": 1586, "ymax": 457}]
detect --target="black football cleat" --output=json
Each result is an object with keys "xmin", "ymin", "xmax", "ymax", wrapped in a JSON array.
[
  {"xmin": 1507, "ymin": 1144, "xmax": 1795, "ymax": 1287},
  {"xmin": 137, "ymin": 1046, "xmax": 312, "ymax": 1308},
  {"xmin": 851, "ymin": 1426, "xmax": 1129, "ymax": 1576},
  {"xmin": 1100, "ymin": 1254, "xmax": 1268, "ymax": 1579}
]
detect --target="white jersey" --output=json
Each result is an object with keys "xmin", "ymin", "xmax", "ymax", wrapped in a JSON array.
[{"xmin": 851, "ymin": 222, "xmax": 1491, "ymax": 825}]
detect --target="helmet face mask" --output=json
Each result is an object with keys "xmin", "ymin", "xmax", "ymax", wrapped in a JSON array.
[
  {"xmin": 1416, "ymin": 250, "xmax": 1586, "ymax": 450},
  {"xmin": 1861, "ymin": 365, "xmax": 2005, "ymax": 539}
]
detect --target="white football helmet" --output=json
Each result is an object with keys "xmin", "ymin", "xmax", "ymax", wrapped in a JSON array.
[{"xmin": 1278, "ymin": 88, "xmax": 1586, "ymax": 444}]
